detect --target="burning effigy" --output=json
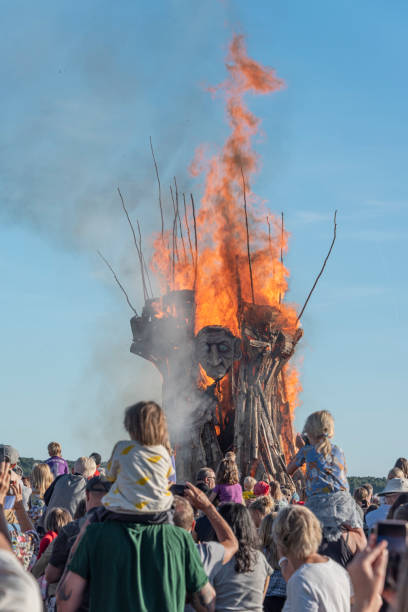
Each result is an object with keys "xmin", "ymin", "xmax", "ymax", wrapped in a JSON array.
[{"xmin": 103, "ymin": 35, "xmax": 335, "ymax": 489}]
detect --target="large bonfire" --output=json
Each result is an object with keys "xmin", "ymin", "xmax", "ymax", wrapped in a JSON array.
[{"xmin": 117, "ymin": 35, "xmax": 309, "ymax": 485}]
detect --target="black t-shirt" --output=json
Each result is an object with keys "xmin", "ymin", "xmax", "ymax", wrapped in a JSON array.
[{"xmin": 49, "ymin": 517, "xmax": 84, "ymax": 569}]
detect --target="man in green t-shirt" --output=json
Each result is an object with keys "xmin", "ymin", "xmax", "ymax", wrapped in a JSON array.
[{"xmin": 56, "ymin": 520, "xmax": 215, "ymax": 612}]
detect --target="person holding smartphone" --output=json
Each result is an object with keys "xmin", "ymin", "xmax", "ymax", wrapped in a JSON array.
[{"xmin": 0, "ymin": 459, "xmax": 43, "ymax": 611}]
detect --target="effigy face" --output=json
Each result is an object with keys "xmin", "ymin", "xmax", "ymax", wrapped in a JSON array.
[{"xmin": 195, "ymin": 325, "xmax": 241, "ymax": 381}]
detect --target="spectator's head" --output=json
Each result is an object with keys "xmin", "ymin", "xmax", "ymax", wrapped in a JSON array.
[
  {"xmin": 22, "ymin": 476, "xmax": 30, "ymax": 488},
  {"xmin": 269, "ymin": 480, "xmax": 283, "ymax": 501},
  {"xmin": 249, "ymin": 495, "xmax": 274, "ymax": 528},
  {"xmin": 259, "ymin": 512, "xmax": 279, "ymax": 569},
  {"xmin": 85, "ymin": 476, "xmax": 111, "ymax": 511},
  {"xmin": 195, "ymin": 467, "xmax": 216, "ymax": 490},
  {"xmin": 124, "ymin": 401, "xmax": 168, "ymax": 446},
  {"xmin": 281, "ymin": 487, "xmax": 292, "ymax": 502},
  {"xmin": 173, "ymin": 496, "xmax": 195, "ymax": 532},
  {"xmin": 74, "ymin": 456, "xmax": 96, "ymax": 479},
  {"xmin": 243, "ymin": 476, "xmax": 256, "ymax": 492},
  {"xmin": 395, "ymin": 503, "xmax": 408, "ymax": 522},
  {"xmin": 216, "ymin": 457, "xmax": 239, "ymax": 486},
  {"xmin": 395, "ymin": 458, "xmax": 408, "ymax": 479},
  {"xmin": 378, "ymin": 478, "xmax": 408, "ymax": 506},
  {"xmin": 354, "ymin": 486, "xmax": 369, "ymax": 508},
  {"xmin": 253, "ymin": 481, "xmax": 270, "ymax": 497},
  {"xmin": 45, "ymin": 507, "xmax": 72, "ymax": 534},
  {"xmin": 273, "ymin": 505, "xmax": 322, "ymax": 562},
  {"xmin": 388, "ymin": 467, "xmax": 405, "ymax": 480},
  {"xmin": 47, "ymin": 442, "xmax": 62, "ymax": 458},
  {"xmin": 0, "ymin": 444, "xmax": 19, "ymax": 468},
  {"xmin": 218, "ymin": 503, "xmax": 259, "ymax": 573},
  {"xmin": 303, "ymin": 410, "xmax": 334, "ymax": 457},
  {"xmin": 90, "ymin": 452, "xmax": 102, "ymax": 467},
  {"xmin": 224, "ymin": 451, "xmax": 236, "ymax": 461},
  {"xmin": 362, "ymin": 483, "xmax": 373, "ymax": 504},
  {"xmin": 31, "ymin": 463, "xmax": 53, "ymax": 498},
  {"xmin": 387, "ymin": 493, "xmax": 408, "ymax": 519}
]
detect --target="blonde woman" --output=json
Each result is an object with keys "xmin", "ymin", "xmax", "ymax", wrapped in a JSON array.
[
  {"xmin": 273, "ymin": 505, "xmax": 351, "ymax": 611},
  {"xmin": 28, "ymin": 463, "xmax": 53, "ymax": 529},
  {"xmin": 269, "ymin": 480, "xmax": 288, "ymax": 511},
  {"xmin": 249, "ymin": 495, "xmax": 274, "ymax": 529},
  {"xmin": 287, "ymin": 410, "xmax": 363, "ymax": 545}
]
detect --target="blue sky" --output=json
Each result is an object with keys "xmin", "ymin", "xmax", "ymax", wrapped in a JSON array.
[{"xmin": 1, "ymin": 0, "xmax": 407, "ymax": 476}]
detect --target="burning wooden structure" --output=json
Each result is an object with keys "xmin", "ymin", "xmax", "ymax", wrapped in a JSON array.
[
  {"xmin": 129, "ymin": 291, "xmax": 303, "ymax": 486},
  {"xmin": 102, "ymin": 35, "xmax": 336, "ymax": 488}
]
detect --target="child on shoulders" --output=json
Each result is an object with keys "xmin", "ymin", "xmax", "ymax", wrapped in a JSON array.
[
  {"xmin": 102, "ymin": 401, "xmax": 175, "ymax": 517},
  {"xmin": 287, "ymin": 410, "xmax": 362, "ymax": 541}
]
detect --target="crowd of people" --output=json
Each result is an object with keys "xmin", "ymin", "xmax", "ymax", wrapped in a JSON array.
[{"xmin": 0, "ymin": 403, "xmax": 408, "ymax": 611}]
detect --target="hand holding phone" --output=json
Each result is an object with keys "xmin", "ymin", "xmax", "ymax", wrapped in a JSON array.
[
  {"xmin": 170, "ymin": 484, "xmax": 188, "ymax": 497},
  {"xmin": 375, "ymin": 520, "xmax": 407, "ymax": 594}
]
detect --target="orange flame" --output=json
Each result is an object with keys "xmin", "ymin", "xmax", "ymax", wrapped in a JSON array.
[{"xmin": 151, "ymin": 34, "xmax": 302, "ymax": 430}]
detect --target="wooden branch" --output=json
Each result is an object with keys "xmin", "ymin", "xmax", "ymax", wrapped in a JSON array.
[
  {"xmin": 183, "ymin": 193, "xmax": 194, "ymax": 266},
  {"xmin": 117, "ymin": 187, "xmax": 148, "ymax": 302},
  {"xmin": 241, "ymin": 168, "xmax": 255, "ymax": 304},
  {"xmin": 297, "ymin": 210, "xmax": 337, "ymax": 322},
  {"xmin": 266, "ymin": 215, "xmax": 272, "ymax": 251},
  {"xmin": 170, "ymin": 185, "xmax": 180, "ymax": 264},
  {"xmin": 174, "ymin": 178, "xmax": 187, "ymax": 263},
  {"xmin": 136, "ymin": 220, "xmax": 153, "ymax": 298},
  {"xmin": 149, "ymin": 136, "xmax": 164, "ymax": 239},
  {"xmin": 190, "ymin": 194, "xmax": 198, "ymax": 288},
  {"xmin": 97, "ymin": 250, "xmax": 138, "ymax": 315},
  {"xmin": 279, "ymin": 212, "xmax": 284, "ymax": 304}
]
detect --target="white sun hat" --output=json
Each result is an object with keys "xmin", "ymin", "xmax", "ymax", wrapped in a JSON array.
[{"xmin": 378, "ymin": 478, "xmax": 408, "ymax": 496}]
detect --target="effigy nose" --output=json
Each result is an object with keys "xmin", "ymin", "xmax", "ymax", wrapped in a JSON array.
[{"xmin": 209, "ymin": 344, "xmax": 222, "ymax": 365}]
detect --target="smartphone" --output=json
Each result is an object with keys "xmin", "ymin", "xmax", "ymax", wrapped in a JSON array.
[
  {"xmin": 376, "ymin": 520, "xmax": 408, "ymax": 592},
  {"xmin": 4, "ymin": 495, "xmax": 15, "ymax": 509},
  {"xmin": 170, "ymin": 484, "xmax": 188, "ymax": 497}
]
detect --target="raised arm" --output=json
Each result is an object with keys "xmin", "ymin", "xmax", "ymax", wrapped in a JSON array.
[
  {"xmin": 0, "ymin": 461, "xmax": 12, "ymax": 551},
  {"xmin": 184, "ymin": 482, "xmax": 238, "ymax": 564},
  {"xmin": 11, "ymin": 481, "xmax": 34, "ymax": 533}
]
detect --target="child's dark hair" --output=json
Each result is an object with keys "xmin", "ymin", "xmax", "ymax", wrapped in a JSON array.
[
  {"xmin": 124, "ymin": 401, "xmax": 168, "ymax": 446},
  {"xmin": 45, "ymin": 507, "xmax": 72, "ymax": 533},
  {"xmin": 216, "ymin": 457, "xmax": 239, "ymax": 485}
]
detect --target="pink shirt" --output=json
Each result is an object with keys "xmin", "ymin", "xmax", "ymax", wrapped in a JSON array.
[{"xmin": 213, "ymin": 483, "xmax": 243, "ymax": 504}]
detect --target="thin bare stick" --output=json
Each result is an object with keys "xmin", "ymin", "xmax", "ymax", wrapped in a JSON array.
[
  {"xmin": 183, "ymin": 193, "xmax": 194, "ymax": 265},
  {"xmin": 279, "ymin": 211, "xmax": 284, "ymax": 304},
  {"xmin": 117, "ymin": 187, "xmax": 148, "ymax": 302},
  {"xmin": 149, "ymin": 136, "xmax": 164, "ymax": 239},
  {"xmin": 174, "ymin": 177, "xmax": 187, "ymax": 263},
  {"xmin": 170, "ymin": 185, "xmax": 180, "ymax": 264},
  {"xmin": 190, "ymin": 194, "xmax": 198, "ymax": 288},
  {"xmin": 241, "ymin": 168, "xmax": 255, "ymax": 304},
  {"xmin": 297, "ymin": 210, "xmax": 338, "ymax": 322},
  {"xmin": 97, "ymin": 250, "xmax": 138, "ymax": 315},
  {"xmin": 136, "ymin": 220, "xmax": 153, "ymax": 298},
  {"xmin": 266, "ymin": 215, "xmax": 272, "ymax": 251}
]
